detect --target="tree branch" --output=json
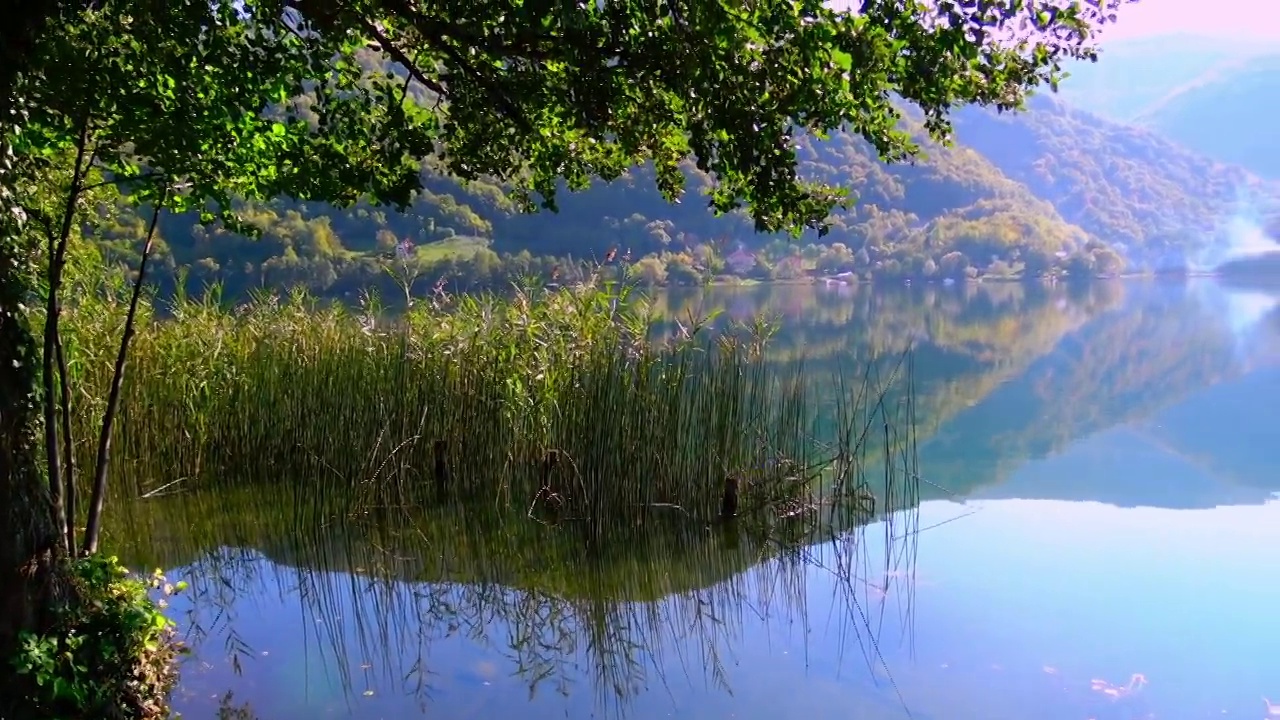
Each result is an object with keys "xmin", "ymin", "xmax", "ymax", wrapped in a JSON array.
[
  {"xmin": 369, "ymin": 2, "xmax": 536, "ymax": 133},
  {"xmin": 361, "ymin": 19, "xmax": 450, "ymax": 100}
]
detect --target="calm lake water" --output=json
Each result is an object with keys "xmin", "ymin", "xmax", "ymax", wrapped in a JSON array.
[{"xmin": 107, "ymin": 278, "xmax": 1280, "ymax": 720}]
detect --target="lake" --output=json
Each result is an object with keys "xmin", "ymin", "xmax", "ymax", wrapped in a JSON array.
[{"xmin": 104, "ymin": 278, "xmax": 1280, "ymax": 720}]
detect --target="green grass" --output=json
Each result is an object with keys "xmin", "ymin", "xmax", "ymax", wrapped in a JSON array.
[{"xmin": 411, "ymin": 236, "xmax": 490, "ymax": 262}]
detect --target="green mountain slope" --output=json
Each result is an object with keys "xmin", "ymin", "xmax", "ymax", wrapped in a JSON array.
[
  {"xmin": 1055, "ymin": 34, "xmax": 1273, "ymax": 121},
  {"xmin": 1132, "ymin": 54, "xmax": 1280, "ymax": 180},
  {"xmin": 94, "ymin": 119, "xmax": 1099, "ymax": 299},
  {"xmin": 952, "ymin": 94, "xmax": 1275, "ymax": 271},
  {"xmin": 84, "ymin": 60, "xmax": 1280, "ymax": 297}
]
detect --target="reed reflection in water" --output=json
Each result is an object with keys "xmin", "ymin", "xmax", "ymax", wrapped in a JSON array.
[{"xmin": 142, "ymin": 491, "xmax": 922, "ymax": 720}]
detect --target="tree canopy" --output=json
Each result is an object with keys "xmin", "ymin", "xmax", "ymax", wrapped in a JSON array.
[{"xmin": 7, "ymin": 0, "xmax": 1133, "ymax": 236}]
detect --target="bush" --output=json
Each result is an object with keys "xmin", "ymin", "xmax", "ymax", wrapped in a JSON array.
[{"xmin": 7, "ymin": 555, "xmax": 186, "ymax": 720}]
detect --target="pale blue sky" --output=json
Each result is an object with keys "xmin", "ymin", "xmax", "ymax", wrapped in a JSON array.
[{"xmin": 1101, "ymin": 0, "xmax": 1279, "ymax": 41}]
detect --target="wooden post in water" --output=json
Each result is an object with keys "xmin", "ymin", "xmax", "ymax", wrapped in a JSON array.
[
  {"xmin": 721, "ymin": 518, "xmax": 741, "ymax": 550},
  {"xmin": 433, "ymin": 439, "xmax": 449, "ymax": 499},
  {"xmin": 540, "ymin": 450, "xmax": 560, "ymax": 491},
  {"xmin": 720, "ymin": 474, "xmax": 739, "ymax": 519},
  {"xmin": 539, "ymin": 450, "xmax": 562, "ymax": 518}
]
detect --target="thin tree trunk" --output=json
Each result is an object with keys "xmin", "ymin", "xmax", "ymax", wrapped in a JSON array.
[
  {"xmin": 0, "ymin": 159, "xmax": 74, "ymax": 678},
  {"xmin": 41, "ymin": 224, "xmax": 66, "ymax": 546},
  {"xmin": 0, "ymin": 412, "xmax": 70, "ymax": 651},
  {"xmin": 56, "ymin": 332, "xmax": 77, "ymax": 557},
  {"xmin": 1, "ymin": 26, "xmax": 79, "ymax": 700},
  {"xmin": 82, "ymin": 197, "xmax": 164, "ymax": 555},
  {"xmin": 0, "ymin": 255, "xmax": 77, "ymax": 710},
  {"xmin": 41, "ymin": 115, "xmax": 92, "ymax": 555}
]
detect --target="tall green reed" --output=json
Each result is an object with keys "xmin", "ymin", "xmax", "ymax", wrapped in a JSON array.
[
  {"xmin": 59, "ymin": 276, "xmax": 916, "ymax": 537},
  {"xmin": 64, "ymin": 274, "xmax": 922, "ymax": 718}
]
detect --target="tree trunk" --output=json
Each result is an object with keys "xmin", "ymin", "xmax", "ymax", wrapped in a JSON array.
[
  {"xmin": 42, "ymin": 114, "xmax": 93, "ymax": 557},
  {"xmin": 0, "ymin": 45, "xmax": 75, "ymax": 677},
  {"xmin": 0, "ymin": 212, "xmax": 72, "ymax": 665},
  {"xmin": 56, "ymin": 332, "xmax": 77, "ymax": 557},
  {"xmin": 0, "ymin": 421, "xmax": 68, "ymax": 649},
  {"xmin": 83, "ymin": 198, "xmax": 164, "ymax": 555}
]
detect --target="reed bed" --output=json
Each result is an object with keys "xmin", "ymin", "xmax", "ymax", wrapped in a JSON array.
[
  {"xmin": 60, "ymin": 278, "xmax": 916, "ymax": 534},
  {"xmin": 68, "ymin": 279, "xmax": 922, "ymax": 718}
]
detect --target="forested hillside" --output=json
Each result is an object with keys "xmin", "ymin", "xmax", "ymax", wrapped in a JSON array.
[
  {"xmin": 91, "ymin": 113, "xmax": 1096, "ymax": 299},
  {"xmin": 1133, "ymin": 54, "xmax": 1280, "ymax": 180},
  {"xmin": 84, "ymin": 52, "xmax": 1278, "ymax": 300},
  {"xmin": 952, "ymin": 94, "xmax": 1275, "ymax": 272}
]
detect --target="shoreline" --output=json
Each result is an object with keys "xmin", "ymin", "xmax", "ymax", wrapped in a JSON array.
[{"xmin": 692, "ymin": 269, "xmax": 1232, "ymax": 289}]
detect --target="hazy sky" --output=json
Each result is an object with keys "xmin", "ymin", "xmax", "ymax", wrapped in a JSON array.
[{"xmin": 1100, "ymin": 0, "xmax": 1280, "ymax": 41}]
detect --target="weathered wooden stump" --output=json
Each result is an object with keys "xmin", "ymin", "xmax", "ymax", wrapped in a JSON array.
[
  {"xmin": 721, "ymin": 474, "xmax": 740, "ymax": 519},
  {"xmin": 433, "ymin": 439, "xmax": 449, "ymax": 499}
]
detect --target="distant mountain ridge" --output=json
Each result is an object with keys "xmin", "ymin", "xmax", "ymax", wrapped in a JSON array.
[
  {"xmin": 1056, "ymin": 35, "xmax": 1280, "ymax": 181},
  {"xmin": 82, "ymin": 47, "xmax": 1280, "ymax": 299},
  {"xmin": 1133, "ymin": 53, "xmax": 1280, "ymax": 180},
  {"xmin": 1055, "ymin": 34, "xmax": 1275, "ymax": 121}
]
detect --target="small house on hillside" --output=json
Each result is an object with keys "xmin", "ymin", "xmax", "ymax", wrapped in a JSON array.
[{"xmin": 726, "ymin": 248, "xmax": 757, "ymax": 274}]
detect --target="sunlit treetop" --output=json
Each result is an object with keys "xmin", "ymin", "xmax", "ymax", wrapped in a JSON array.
[{"xmin": 12, "ymin": 0, "xmax": 1134, "ymax": 236}]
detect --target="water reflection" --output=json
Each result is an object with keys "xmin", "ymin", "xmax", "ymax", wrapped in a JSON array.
[
  {"xmin": 901, "ymin": 498, "xmax": 1280, "ymax": 720},
  {"xmin": 654, "ymin": 279, "xmax": 1280, "ymax": 503},
  {"xmin": 135, "ymin": 500, "xmax": 920, "ymax": 719},
  {"xmin": 107, "ymin": 278, "xmax": 1280, "ymax": 719}
]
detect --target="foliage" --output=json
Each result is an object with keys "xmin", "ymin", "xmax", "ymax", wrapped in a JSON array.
[
  {"xmin": 16, "ymin": 4, "xmax": 439, "ymax": 221},
  {"xmin": 281, "ymin": 0, "xmax": 1131, "ymax": 235},
  {"xmin": 6, "ymin": 554, "xmax": 186, "ymax": 720}
]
